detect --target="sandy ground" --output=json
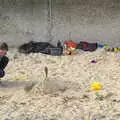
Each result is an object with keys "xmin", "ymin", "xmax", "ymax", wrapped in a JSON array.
[{"xmin": 0, "ymin": 48, "xmax": 120, "ymax": 120}]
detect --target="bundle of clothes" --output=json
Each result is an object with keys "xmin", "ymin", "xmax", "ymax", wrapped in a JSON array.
[
  {"xmin": 18, "ymin": 40, "xmax": 118, "ymax": 56},
  {"xmin": 18, "ymin": 41, "xmax": 62, "ymax": 55}
]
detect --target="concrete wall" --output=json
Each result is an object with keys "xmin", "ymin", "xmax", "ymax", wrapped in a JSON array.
[{"xmin": 0, "ymin": 0, "xmax": 120, "ymax": 47}]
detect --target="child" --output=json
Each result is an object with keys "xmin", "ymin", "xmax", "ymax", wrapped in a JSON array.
[{"xmin": 0, "ymin": 42, "xmax": 9, "ymax": 79}]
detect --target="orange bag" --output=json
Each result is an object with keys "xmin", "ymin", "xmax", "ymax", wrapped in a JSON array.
[
  {"xmin": 63, "ymin": 40, "xmax": 78, "ymax": 55},
  {"xmin": 64, "ymin": 40, "xmax": 77, "ymax": 48}
]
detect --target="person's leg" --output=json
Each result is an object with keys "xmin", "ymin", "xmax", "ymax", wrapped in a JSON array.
[
  {"xmin": 0, "ymin": 69, "xmax": 5, "ymax": 78},
  {"xmin": 0, "ymin": 56, "xmax": 9, "ymax": 69},
  {"xmin": 0, "ymin": 69, "xmax": 5, "ymax": 85},
  {"xmin": 0, "ymin": 56, "xmax": 9, "ymax": 84}
]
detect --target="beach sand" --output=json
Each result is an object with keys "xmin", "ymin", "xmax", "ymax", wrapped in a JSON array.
[{"xmin": 0, "ymin": 48, "xmax": 120, "ymax": 120}]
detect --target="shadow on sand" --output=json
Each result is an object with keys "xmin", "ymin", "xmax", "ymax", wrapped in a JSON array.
[{"xmin": 0, "ymin": 80, "xmax": 37, "ymax": 89}]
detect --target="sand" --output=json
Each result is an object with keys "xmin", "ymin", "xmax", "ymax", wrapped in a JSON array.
[{"xmin": 0, "ymin": 48, "xmax": 120, "ymax": 120}]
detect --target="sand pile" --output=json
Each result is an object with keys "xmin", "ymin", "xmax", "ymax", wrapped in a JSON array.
[{"xmin": 0, "ymin": 48, "xmax": 120, "ymax": 120}]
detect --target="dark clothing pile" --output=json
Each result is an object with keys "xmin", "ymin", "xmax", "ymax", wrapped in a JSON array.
[{"xmin": 18, "ymin": 41, "xmax": 63, "ymax": 56}]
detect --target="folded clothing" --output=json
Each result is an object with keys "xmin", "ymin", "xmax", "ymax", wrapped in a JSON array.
[{"xmin": 18, "ymin": 41, "xmax": 63, "ymax": 56}]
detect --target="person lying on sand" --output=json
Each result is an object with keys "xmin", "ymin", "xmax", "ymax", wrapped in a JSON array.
[{"xmin": 0, "ymin": 42, "xmax": 9, "ymax": 81}]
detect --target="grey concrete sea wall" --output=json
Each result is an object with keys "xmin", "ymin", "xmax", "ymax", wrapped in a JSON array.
[{"xmin": 0, "ymin": 0, "xmax": 120, "ymax": 47}]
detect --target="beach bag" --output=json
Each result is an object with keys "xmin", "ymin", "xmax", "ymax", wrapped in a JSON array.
[
  {"xmin": 45, "ymin": 47, "xmax": 63, "ymax": 56},
  {"xmin": 64, "ymin": 40, "xmax": 77, "ymax": 49},
  {"xmin": 42, "ymin": 40, "xmax": 63, "ymax": 56},
  {"xmin": 77, "ymin": 41, "xmax": 97, "ymax": 52},
  {"xmin": 63, "ymin": 40, "xmax": 77, "ymax": 55}
]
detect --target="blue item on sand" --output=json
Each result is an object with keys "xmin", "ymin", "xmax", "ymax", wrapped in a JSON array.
[{"xmin": 97, "ymin": 43, "xmax": 104, "ymax": 48}]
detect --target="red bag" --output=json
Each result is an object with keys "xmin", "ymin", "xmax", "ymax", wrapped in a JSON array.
[{"xmin": 64, "ymin": 40, "xmax": 77, "ymax": 48}]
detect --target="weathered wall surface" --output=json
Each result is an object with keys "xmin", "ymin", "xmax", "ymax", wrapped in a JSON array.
[
  {"xmin": 0, "ymin": 0, "xmax": 49, "ymax": 46},
  {"xmin": 0, "ymin": 0, "xmax": 120, "ymax": 47}
]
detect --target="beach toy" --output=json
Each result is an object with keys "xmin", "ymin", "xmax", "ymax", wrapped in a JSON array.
[
  {"xmin": 104, "ymin": 46, "xmax": 120, "ymax": 52},
  {"xmin": 114, "ymin": 47, "xmax": 119, "ymax": 52},
  {"xmin": 90, "ymin": 82, "xmax": 102, "ymax": 90},
  {"xmin": 91, "ymin": 60, "xmax": 97, "ymax": 63}
]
